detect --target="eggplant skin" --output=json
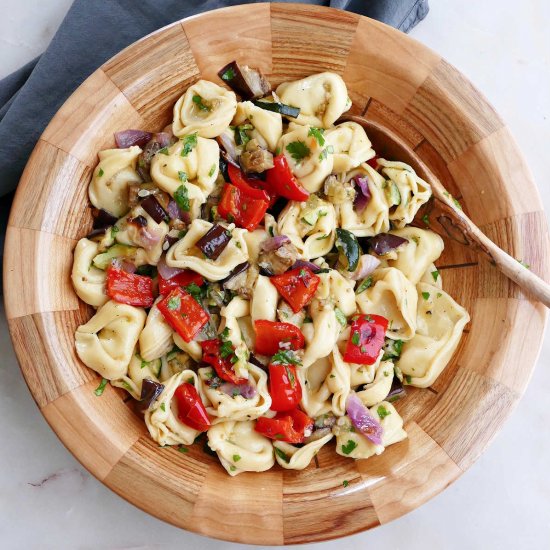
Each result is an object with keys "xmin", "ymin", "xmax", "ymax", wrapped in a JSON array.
[{"xmin": 218, "ymin": 60, "xmax": 271, "ymax": 100}]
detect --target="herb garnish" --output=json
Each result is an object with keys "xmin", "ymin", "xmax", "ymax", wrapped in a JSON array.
[
  {"xmin": 356, "ymin": 276, "xmax": 373, "ymax": 295},
  {"xmin": 421, "ymin": 291, "xmax": 430, "ymax": 300},
  {"xmin": 272, "ymin": 349, "xmax": 302, "ymax": 367},
  {"xmin": 308, "ymin": 127, "xmax": 325, "ymax": 146},
  {"xmin": 180, "ymin": 132, "xmax": 198, "ymax": 157},
  {"xmin": 178, "ymin": 170, "xmax": 188, "ymax": 182},
  {"xmin": 286, "ymin": 140, "xmax": 311, "ymax": 162},
  {"xmin": 341, "ymin": 440, "xmax": 357, "ymax": 455},
  {"xmin": 334, "ymin": 307, "xmax": 347, "ymax": 327},
  {"xmin": 377, "ymin": 405, "xmax": 391, "ymax": 420},
  {"xmin": 98, "ymin": 168, "xmax": 104, "ymax": 177},
  {"xmin": 174, "ymin": 184, "xmax": 190, "ymax": 212},
  {"xmin": 192, "ymin": 94, "xmax": 210, "ymax": 112},
  {"xmin": 208, "ymin": 164, "xmax": 216, "ymax": 177},
  {"xmin": 94, "ymin": 378, "xmax": 108, "ymax": 396},
  {"xmin": 167, "ymin": 296, "xmax": 181, "ymax": 310},
  {"xmin": 431, "ymin": 270, "xmax": 440, "ymax": 282},
  {"xmin": 274, "ymin": 447, "xmax": 289, "ymax": 462}
]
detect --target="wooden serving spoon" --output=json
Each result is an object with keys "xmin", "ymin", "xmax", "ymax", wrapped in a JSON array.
[{"xmin": 340, "ymin": 114, "xmax": 550, "ymax": 308}]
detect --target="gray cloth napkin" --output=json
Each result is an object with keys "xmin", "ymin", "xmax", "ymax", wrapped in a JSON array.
[{"xmin": 0, "ymin": 0, "xmax": 429, "ymax": 256}]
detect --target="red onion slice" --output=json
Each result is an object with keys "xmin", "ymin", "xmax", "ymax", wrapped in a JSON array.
[
  {"xmin": 346, "ymin": 393, "xmax": 383, "ymax": 446},
  {"xmin": 353, "ymin": 175, "xmax": 371, "ymax": 213},
  {"xmin": 217, "ymin": 132, "xmax": 240, "ymax": 166},
  {"xmin": 369, "ymin": 233, "xmax": 408, "ymax": 256},
  {"xmin": 166, "ymin": 200, "xmax": 183, "ymax": 221},
  {"xmin": 220, "ymin": 383, "xmax": 257, "ymax": 399},
  {"xmin": 115, "ymin": 129, "xmax": 153, "ymax": 149},
  {"xmin": 260, "ymin": 235, "xmax": 290, "ymax": 252},
  {"xmin": 291, "ymin": 259, "xmax": 322, "ymax": 273},
  {"xmin": 157, "ymin": 256, "xmax": 184, "ymax": 280},
  {"xmin": 348, "ymin": 254, "xmax": 380, "ymax": 281},
  {"xmin": 141, "ymin": 195, "xmax": 168, "ymax": 224}
]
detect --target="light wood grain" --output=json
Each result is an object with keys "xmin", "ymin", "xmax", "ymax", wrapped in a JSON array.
[{"xmin": 3, "ymin": 3, "xmax": 549, "ymax": 544}]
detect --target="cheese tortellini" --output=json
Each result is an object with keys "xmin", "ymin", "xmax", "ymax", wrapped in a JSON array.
[
  {"xmin": 172, "ymin": 79, "xmax": 237, "ymax": 138},
  {"xmin": 274, "ymin": 432, "xmax": 333, "ymax": 470},
  {"xmin": 139, "ymin": 298, "xmax": 174, "ymax": 361},
  {"xmin": 71, "ymin": 238, "xmax": 108, "ymax": 307},
  {"xmin": 326, "ymin": 121, "xmax": 375, "ymax": 172},
  {"xmin": 233, "ymin": 101, "xmax": 283, "ymax": 151}
]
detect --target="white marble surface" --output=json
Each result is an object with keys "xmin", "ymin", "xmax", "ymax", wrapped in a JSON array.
[{"xmin": 1, "ymin": 0, "xmax": 549, "ymax": 548}]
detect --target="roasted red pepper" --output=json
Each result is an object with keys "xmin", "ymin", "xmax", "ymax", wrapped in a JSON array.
[
  {"xmin": 157, "ymin": 287, "xmax": 209, "ymax": 342},
  {"xmin": 367, "ymin": 155, "xmax": 379, "ymax": 170},
  {"xmin": 174, "ymin": 382, "xmax": 211, "ymax": 431},
  {"xmin": 218, "ymin": 183, "xmax": 269, "ymax": 231},
  {"xmin": 227, "ymin": 163, "xmax": 271, "ymax": 201},
  {"xmin": 200, "ymin": 338, "xmax": 247, "ymax": 384},
  {"xmin": 255, "ymin": 409, "xmax": 313, "ymax": 443},
  {"xmin": 254, "ymin": 320, "xmax": 305, "ymax": 356},
  {"xmin": 158, "ymin": 270, "xmax": 204, "ymax": 296},
  {"xmin": 268, "ymin": 362, "xmax": 302, "ymax": 412},
  {"xmin": 270, "ymin": 266, "xmax": 320, "ymax": 313},
  {"xmin": 343, "ymin": 314, "xmax": 388, "ymax": 365},
  {"xmin": 265, "ymin": 154, "xmax": 309, "ymax": 201},
  {"xmin": 106, "ymin": 265, "xmax": 154, "ymax": 307}
]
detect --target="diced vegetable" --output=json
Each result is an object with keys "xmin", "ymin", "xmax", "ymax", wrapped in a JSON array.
[
  {"xmin": 300, "ymin": 194, "xmax": 326, "ymax": 226},
  {"xmin": 387, "ymin": 375, "xmax": 406, "ymax": 403},
  {"xmin": 227, "ymin": 164, "xmax": 270, "ymax": 201},
  {"xmin": 347, "ymin": 254, "xmax": 380, "ymax": 281},
  {"xmin": 268, "ymin": 361, "xmax": 302, "ymax": 412},
  {"xmin": 353, "ymin": 175, "xmax": 371, "ymax": 213},
  {"xmin": 158, "ymin": 270, "xmax": 204, "ymax": 296},
  {"xmin": 139, "ymin": 379, "xmax": 164, "ymax": 411},
  {"xmin": 218, "ymin": 183, "xmax": 269, "ymax": 231},
  {"xmin": 291, "ymin": 259, "xmax": 324, "ymax": 274},
  {"xmin": 141, "ymin": 194, "xmax": 168, "ymax": 224},
  {"xmin": 252, "ymin": 100, "xmax": 300, "ymax": 119},
  {"xmin": 382, "ymin": 338, "xmax": 403, "ymax": 361},
  {"xmin": 240, "ymin": 139, "xmax": 274, "ymax": 173},
  {"xmin": 200, "ymin": 339, "xmax": 247, "ymax": 384},
  {"xmin": 254, "ymin": 320, "xmax": 305, "ymax": 356},
  {"xmin": 174, "ymin": 383, "xmax": 211, "ymax": 431},
  {"xmin": 385, "ymin": 180, "xmax": 401, "ymax": 206},
  {"xmin": 106, "ymin": 265, "xmax": 154, "ymax": 307},
  {"xmin": 367, "ymin": 156, "xmax": 379, "ymax": 170},
  {"xmin": 258, "ymin": 239, "xmax": 299, "ymax": 276},
  {"xmin": 219, "ymin": 382, "xmax": 257, "ymax": 399},
  {"xmin": 344, "ymin": 314, "xmax": 388, "ymax": 365},
  {"xmin": 261, "ymin": 235, "xmax": 290, "ymax": 252},
  {"xmin": 270, "ymin": 267, "xmax": 320, "ymax": 313},
  {"xmin": 217, "ymin": 60, "xmax": 271, "ymax": 99},
  {"xmin": 114, "ymin": 129, "xmax": 152, "ymax": 149},
  {"xmin": 335, "ymin": 228, "xmax": 362, "ymax": 272},
  {"xmin": 255, "ymin": 409, "xmax": 313, "ymax": 443},
  {"xmin": 157, "ymin": 287, "xmax": 209, "ymax": 342},
  {"xmin": 156, "ymin": 256, "xmax": 184, "ymax": 280},
  {"xmin": 265, "ymin": 155, "xmax": 309, "ymax": 201},
  {"xmin": 196, "ymin": 223, "xmax": 231, "ymax": 260},
  {"xmin": 219, "ymin": 261, "xmax": 249, "ymax": 286},
  {"xmin": 368, "ymin": 233, "xmax": 408, "ymax": 256},
  {"xmin": 92, "ymin": 208, "xmax": 119, "ymax": 230},
  {"xmin": 346, "ymin": 393, "xmax": 383, "ymax": 445}
]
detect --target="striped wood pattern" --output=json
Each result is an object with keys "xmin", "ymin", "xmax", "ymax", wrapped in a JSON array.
[{"xmin": 3, "ymin": 3, "xmax": 549, "ymax": 544}]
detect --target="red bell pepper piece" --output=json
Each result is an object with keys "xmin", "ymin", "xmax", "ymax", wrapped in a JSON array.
[
  {"xmin": 265, "ymin": 154, "xmax": 309, "ymax": 201},
  {"xmin": 174, "ymin": 382, "xmax": 211, "ymax": 431},
  {"xmin": 106, "ymin": 265, "xmax": 154, "ymax": 307},
  {"xmin": 158, "ymin": 270, "xmax": 204, "ymax": 296},
  {"xmin": 218, "ymin": 183, "xmax": 269, "ymax": 231},
  {"xmin": 270, "ymin": 267, "xmax": 320, "ymax": 313},
  {"xmin": 255, "ymin": 409, "xmax": 313, "ymax": 443},
  {"xmin": 200, "ymin": 339, "xmax": 247, "ymax": 384},
  {"xmin": 367, "ymin": 155, "xmax": 379, "ymax": 170},
  {"xmin": 227, "ymin": 163, "xmax": 271, "ymax": 201},
  {"xmin": 157, "ymin": 287, "xmax": 209, "ymax": 343},
  {"xmin": 254, "ymin": 320, "xmax": 305, "ymax": 356},
  {"xmin": 343, "ymin": 314, "xmax": 388, "ymax": 365},
  {"xmin": 268, "ymin": 362, "xmax": 302, "ymax": 412}
]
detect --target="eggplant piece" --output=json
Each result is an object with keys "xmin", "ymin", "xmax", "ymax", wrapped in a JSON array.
[
  {"xmin": 139, "ymin": 379, "xmax": 165, "ymax": 411},
  {"xmin": 252, "ymin": 99, "xmax": 300, "ymax": 119},
  {"xmin": 219, "ymin": 261, "xmax": 249, "ymax": 285},
  {"xmin": 196, "ymin": 224, "xmax": 231, "ymax": 260},
  {"xmin": 249, "ymin": 353, "xmax": 267, "ymax": 370},
  {"xmin": 85, "ymin": 228, "xmax": 107, "ymax": 240},
  {"xmin": 368, "ymin": 233, "xmax": 408, "ymax": 256},
  {"xmin": 92, "ymin": 208, "xmax": 118, "ymax": 230},
  {"xmin": 386, "ymin": 376, "xmax": 406, "ymax": 403},
  {"xmin": 141, "ymin": 194, "xmax": 168, "ymax": 224},
  {"xmin": 240, "ymin": 139, "xmax": 274, "ymax": 173},
  {"xmin": 114, "ymin": 129, "xmax": 152, "ymax": 149},
  {"xmin": 218, "ymin": 60, "xmax": 271, "ymax": 100}
]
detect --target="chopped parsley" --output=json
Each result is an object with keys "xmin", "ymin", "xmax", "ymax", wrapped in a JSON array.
[
  {"xmin": 437, "ymin": 292, "xmax": 442, "ymax": 298},
  {"xmin": 404, "ymin": 374, "xmax": 412, "ymax": 384},
  {"xmin": 229, "ymin": 465, "xmax": 237, "ymax": 472},
  {"xmin": 274, "ymin": 447, "xmax": 289, "ymax": 462},
  {"xmin": 453, "ymin": 197, "xmax": 462, "ymax": 210},
  {"xmin": 178, "ymin": 170, "xmax": 188, "ymax": 182},
  {"xmin": 517, "ymin": 259, "xmax": 531, "ymax": 269},
  {"xmin": 342, "ymin": 480, "xmax": 349, "ymax": 488},
  {"xmin": 316, "ymin": 234, "xmax": 330, "ymax": 240},
  {"xmin": 272, "ymin": 349, "xmax": 302, "ymax": 367},
  {"xmin": 94, "ymin": 378, "xmax": 108, "ymax": 396},
  {"xmin": 208, "ymin": 164, "xmax": 216, "ymax": 177},
  {"xmin": 377, "ymin": 405, "xmax": 391, "ymax": 420},
  {"xmin": 167, "ymin": 296, "xmax": 181, "ymax": 310},
  {"xmin": 318, "ymin": 145, "xmax": 334, "ymax": 161},
  {"xmin": 140, "ymin": 356, "xmax": 149, "ymax": 369},
  {"xmin": 356, "ymin": 276, "xmax": 373, "ymax": 295},
  {"xmin": 174, "ymin": 184, "xmax": 190, "ymax": 212},
  {"xmin": 221, "ymin": 66, "xmax": 236, "ymax": 81},
  {"xmin": 158, "ymin": 146, "xmax": 169, "ymax": 155},
  {"xmin": 98, "ymin": 167, "xmax": 104, "ymax": 177},
  {"xmin": 334, "ymin": 307, "xmax": 347, "ymax": 327},
  {"xmin": 185, "ymin": 282, "xmax": 205, "ymax": 302},
  {"xmin": 160, "ymin": 402, "xmax": 166, "ymax": 412},
  {"xmin": 235, "ymin": 124, "xmax": 253, "ymax": 146},
  {"xmin": 178, "ymin": 445, "xmax": 189, "ymax": 453},
  {"xmin": 110, "ymin": 225, "xmax": 119, "ymax": 239},
  {"xmin": 351, "ymin": 331, "xmax": 360, "ymax": 346},
  {"xmin": 431, "ymin": 270, "xmax": 440, "ymax": 282},
  {"xmin": 286, "ymin": 140, "xmax": 311, "ymax": 162},
  {"xmin": 308, "ymin": 126, "xmax": 325, "ymax": 146},
  {"xmin": 180, "ymin": 132, "xmax": 198, "ymax": 157},
  {"xmin": 382, "ymin": 338, "xmax": 403, "ymax": 361},
  {"xmin": 422, "ymin": 214, "xmax": 430, "ymax": 226},
  {"xmin": 341, "ymin": 440, "xmax": 357, "ymax": 455},
  {"xmin": 232, "ymin": 454, "xmax": 241, "ymax": 462},
  {"xmin": 192, "ymin": 94, "xmax": 210, "ymax": 112},
  {"xmin": 421, "ymin": 291, "xmax": 430, "ymax": 300}
]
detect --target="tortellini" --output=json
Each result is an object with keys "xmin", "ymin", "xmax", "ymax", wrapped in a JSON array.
[
  {"xmin": 277, "ymin": 195, "xmax": 336, "ymax": 259},
  {"xmin": 334, "ymin": 401, "xmax": 407, "ymax": 459},
  {"xmin": 207, "ymin": 420, "xmax": 274, "ymax": 476},
  {"xmin": 378, "ymin": 159, "xmax": 432, "ymax": 228},
  {"xmin": 337, "ymin": 163, "xmax": 390, "ymax": 237},
  {"xmin": 145, "ymin": 370, "xmax": 203, "ymax": 446},
  {"xmin": 327, "ymin": 346, "xmax": 352, "ymax": 416},
  {"xmin": 315, "ymin": 269, "xmax": 356, "ymax": 317},
  {"xmin": 277, "ymin": 124, "xmax": 333, "ymax": 193},
  {"xmin": 251, "ymin": 274, "xmax": 278, "ymax": 322},
  {"xmin": 166, "ymin": 219, "xmax": 248, "ymax": 281},
  {"xmin": 326, "ymin": 121, "xmax": 375, "ymax": 172},
  {"xmin": 75, "ymin": 300, "xmax": 146, "ymax": 380},
  {"xmin": 150, "ymin": 136, "xmax": 219, "ymax": 214},
  {"xmin": 356, "ymin": 267, "xmax": 418, "ymax": 341},
  {"xmin": 172, "ymin": 79, "xmax": 237, "ymax": 138},
  {"xmin": 273, "ymin": 432, "xmax": 333, "ymax": 470},
  {"xmin": 199, "ymin": 364, "xmax": 271, "ymax": 421},
  {"xmin": 276, "ymin": 72, "xmax": 350, "ymax": 128},
  {"xmin": 399, "ymin": 284, "xmax": 470, "ymax": 388},
  {"xmin": 71, "ymin": 238, "xmax": 108, "ymax": 307},
  {"xmin": 386, "ymin": 227, "xmax": 444, "ymax": 285},
  {"xmin": 111, "ymin": 352, "xmax": 160, "ymax": 400},
  {"xmin": 298, "ymin": 356, "xmax": 332, "ymax": 417},
  {"xmin": 139, "ymin": 298, "xmax": 174, "ymax": 361},
  {"xmin": 219, "ymin": 296, "xmax": 251, "ymax": 380},
  {"xmin": 232, "ymin": 101, "xmax": 283, "ymax": 151},
  {"xmin": 302, "ymin": 300, "xmax": 341, "ymax": 368},
  {"xmin": 355, "ymin": 360, "xmax": 394, "ymax": 406},
  {"xmin": 89, "ymin": 146, "xmax": 142, "ymax": 217}
]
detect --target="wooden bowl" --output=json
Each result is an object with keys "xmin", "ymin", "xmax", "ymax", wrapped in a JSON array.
[{"xmin": 4, "ymin": 3, "xmax": 549, "ymax": 544}]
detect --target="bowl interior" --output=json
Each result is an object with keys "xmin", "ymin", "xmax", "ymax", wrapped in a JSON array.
[{"xmin": 4, "ymin": 3, "xmax": 549, "ymax": 545}]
